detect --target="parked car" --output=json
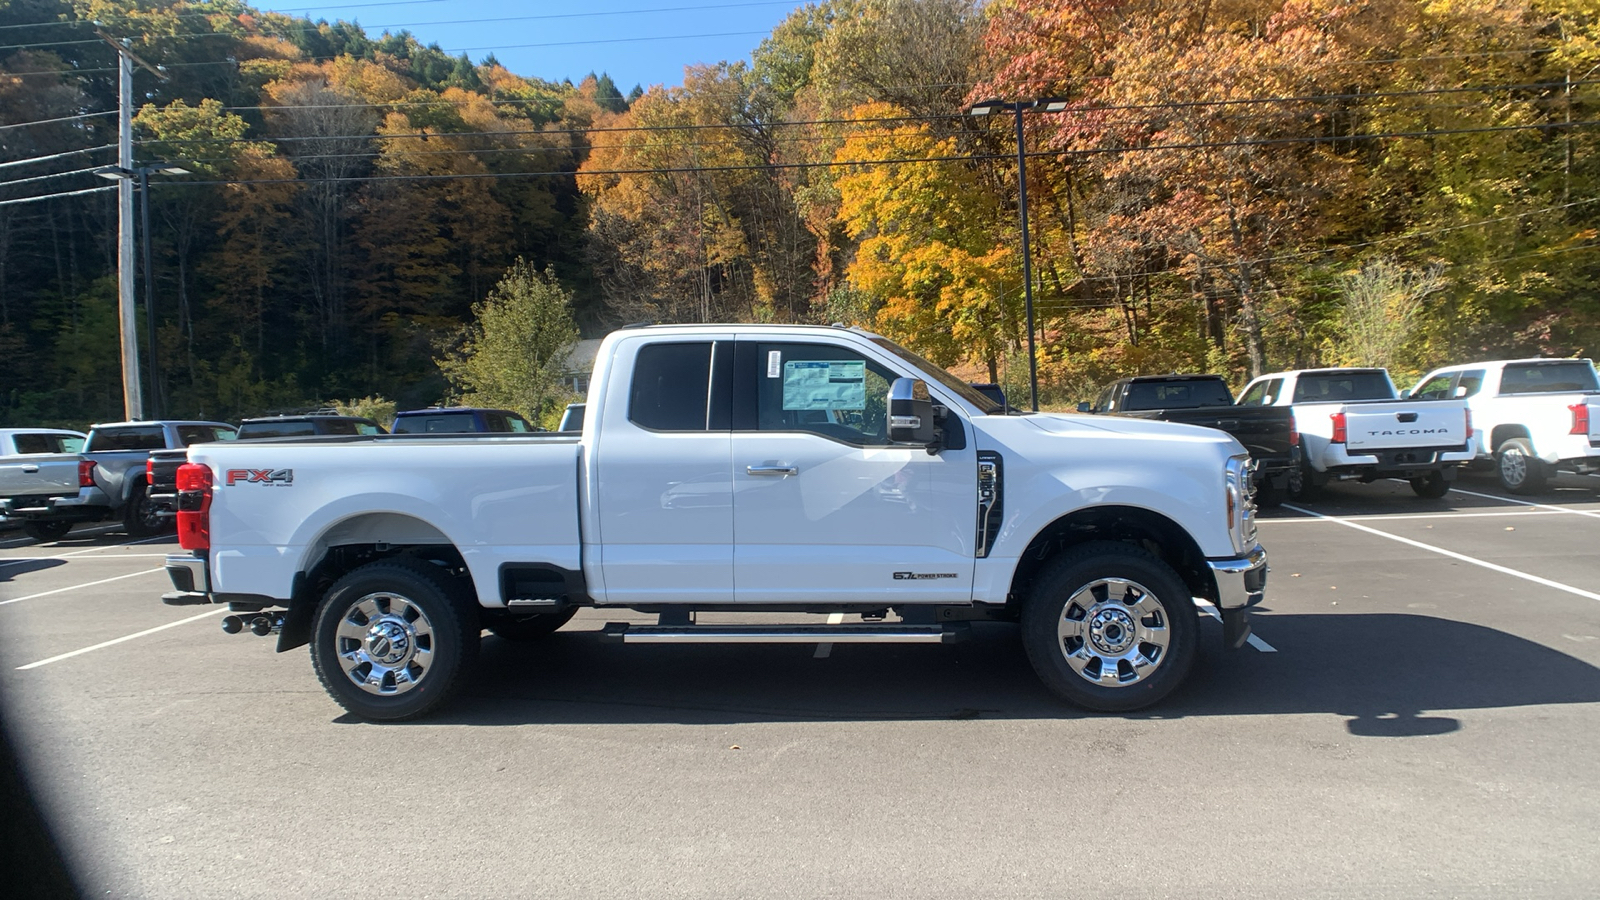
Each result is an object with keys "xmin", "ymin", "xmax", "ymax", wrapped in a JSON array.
[
  {"xmin": 149, "ymin": 414, "xmax": 387, "ymax": 520},
  {"xmin": 0, "ymin": 429, "xmax": 87, "ymax": 539},
  {"xmin": 1408, "ymin": 358, "xmax": 1600, "ymax": 493},
  {"xmin": 1085, "ymin": 375, "xmax": 1300, "ymax": 503},
  {"xmin": 1238, "ymin": 368, "xmax": 1474, "ymax": 499},
  {"xmin": 161, "ymin": 324, "xmax": 1266, "ymax": 722},
  {"xmin": 2, "ymin": 420, "xmax": 236, "ymax": 541},
  {"xmin": 390, "ymin": 407, "xmax": 537, "ymax": 434}
]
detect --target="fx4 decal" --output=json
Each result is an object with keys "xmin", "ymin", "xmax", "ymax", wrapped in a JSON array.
[{"xmin": 225, "ymin": 468, "xmax": 294, "ymax": 487}]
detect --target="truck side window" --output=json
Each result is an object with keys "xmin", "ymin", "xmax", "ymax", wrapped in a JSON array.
[
  {"xmin": 630, "ymin": 342, "xmax": 713, "ymax": 431},
  {"xmin": 754, "ymin": 343, "xmax": 893, "ymax": 445},
  {"xmin": 1413, "ymin": 373, "xmax": 1456, "ymax": 401},
  {"xmin": 87, "ymin": 426, "xmax": 165, "ymax": 452},
  {"xmin": 1238, "ymin": 382, "xmax": 1267, "ymax": 406},
  {"xmin": 1455, "ymin": 370, "xmax": 1485, "ymax": 398}
]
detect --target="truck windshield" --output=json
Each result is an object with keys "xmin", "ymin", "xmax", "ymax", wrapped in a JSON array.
[
  {"xmin": 1499, "ymin": 361, "xmax": 1600, "ymax": 394},
  {"xmin": 1292, "ymin": 371, "xmax": 1395, "ymax": 403},
  {"xmin": 1123, "ymin": 380, "xmax": 1234, "ymax": 410},
  {"xmin": 868, "ymin": 338, "xmax": 1004, "ymax": 414}
]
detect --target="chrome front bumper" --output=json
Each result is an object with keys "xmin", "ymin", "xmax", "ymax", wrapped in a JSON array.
[{"xmin": 1207, "ymin": 543, "xmax": 1268, "ymax": 610}]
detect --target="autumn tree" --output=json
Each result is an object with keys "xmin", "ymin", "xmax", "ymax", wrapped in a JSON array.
[
  {"xmin": 435, "ymin": 259, "xmax": 579, "ymax": 424},
  {"xmin": 835, "ymin": 103, "xmax": 1019, "ymax": 379}
]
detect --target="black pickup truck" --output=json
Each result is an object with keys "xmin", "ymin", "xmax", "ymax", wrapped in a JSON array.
[{"xmin": 1086, "ymin": 375, "xmax": 1300, "ymax": 503}]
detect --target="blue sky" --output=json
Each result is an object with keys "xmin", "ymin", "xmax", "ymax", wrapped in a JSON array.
[{"xmin": 257, "ymin": 0, "xmax": 809, "ymax": 93}]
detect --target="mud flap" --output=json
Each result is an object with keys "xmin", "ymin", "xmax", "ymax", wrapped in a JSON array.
[
  {"xmin": 275, "ymin": 573, "xmax": 314, "ymax": 653},
  {"xmin": 1222, "ymin": 607, "xmax": 1252, "ymax": 650}
]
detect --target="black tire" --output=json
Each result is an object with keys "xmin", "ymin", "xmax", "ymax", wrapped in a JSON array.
[
  {"xmin": 1495, "ymin": 438, "xmax": 1547, "ymax": 495},
  {"xmin": 1409, "ymin": 470, "xmax": 1451, "ymax": 499},
  {"xmin": 22, "ymin": 520, "xmax": 72, "ymax": 543},
  {"xmin": 484, "ymin": 607, "xmax": 579, "ymax": 642},
  {"xmin": 121, "ymin": 481, "xmax": 164, "ymax": 537},
  {"xmin": 1286, "ymin": 460, "xmax": 1320, "ymax": 502},
  {"xmin": 1020, "ymin": 541, "xmax": 1198, "ymax": 713},
  {"xmin": 310, "ymin": 558, "xmax": 480, "ymax": 722}
]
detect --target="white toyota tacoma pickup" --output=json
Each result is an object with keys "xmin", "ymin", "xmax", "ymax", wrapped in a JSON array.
[
  {"xmin": 1408, "ymin": 358, "xmax": 1600, "ymax": 493},
  {"xmin": 1238, "ymin": 367, "xmax": 1474, "ymax": 499},
  {"xmin": 162, "ymin": 325, "xmax": 1268, "ymax": 721}
]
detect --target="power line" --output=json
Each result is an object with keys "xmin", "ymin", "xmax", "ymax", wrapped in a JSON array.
[
  {"xmin": 0, "ymin": 145, "xmax": 116, "ymax": 171},
  {"xmin": 0, "ymin": 110, "xmax": 117, "ymax": 132},
  {"xmin": 0, "ymin": 183, "xmax": 115, "ymax": 207},
  {"xmin": 0, "ymin": 165, "xmax": 107, "ymax": 191}
]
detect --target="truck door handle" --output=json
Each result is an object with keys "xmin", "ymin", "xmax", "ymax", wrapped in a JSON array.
[{"xmin": 746, "ymin": 464, "xmax": 798, "ymax": 477}]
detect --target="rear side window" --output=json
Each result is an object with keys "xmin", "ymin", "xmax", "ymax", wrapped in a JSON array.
[
  {"xmin": 1123, "ymin": 380, "xmax": 1233, "ymax": 410},
  {"xmin": 1455, "ymin": 370, "xmax": 1486, "ymax": 397},
  {"xmin": 394, "ymin": 413, "xmax": 476, "ymax": 434},
  {"xmin": 1293, "ymin": 372, "xmax": 1395, "ymax": 402},
  {"xmin": 177, "ymin": 425, "xmax": 237, "ymax": 445},
  {"xmin": 239, "ymin": 421, "xmax": 316, "ymax": 439},
  {"xmin": 10, "ymin": 433, "xmax": 84, "ymax": 454},
  {"xmin": 1499, "ymin": 362, "xmax": 1600, "ymax": 394},
  {"xmin": 505, "ymin": 415, "xmax": 533, "ymax": 433},
  {"xmin": 630, "ymin": 342, "xmax": 712, "ymax": 431},
  {"xmin": 86, "ymin": 426, "xmax": 165, "ymax": 452}
]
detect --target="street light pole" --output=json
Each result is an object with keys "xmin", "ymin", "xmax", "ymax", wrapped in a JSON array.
[
  {"xmin": 1010, "ymin": 103, "xmax": 1038, "ymax": 412},
  {"xmin": 967, "ymin": 97, "xmax": 1069, "ymax": 413}
]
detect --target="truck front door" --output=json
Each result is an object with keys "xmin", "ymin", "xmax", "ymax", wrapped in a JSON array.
[{"xmin": 729, "ymin": 338, "xmax": 977, "ymax": 605}]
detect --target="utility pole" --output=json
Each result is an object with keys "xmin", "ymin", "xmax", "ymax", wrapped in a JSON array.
[
  {"xmin": 96, "ymin": 31, "xmax": 167, "ymax": 421},
  {"xmin": 116, "ymin": 37, "xmax": 142, "ymax": 421}
]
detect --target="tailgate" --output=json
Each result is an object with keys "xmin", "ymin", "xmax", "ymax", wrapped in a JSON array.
[
  {"xmin": 0, "ymin": 454, "xmax": 79, "ymax": 500},
  {"xmin": 1343, "ymin": 401, "xmax": 1467, "ymax": 451}
]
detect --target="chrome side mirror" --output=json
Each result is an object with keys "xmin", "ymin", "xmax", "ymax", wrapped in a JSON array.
[{"xmin": 888, "ymin": 377, "xmax": 936, "ymax": 446}]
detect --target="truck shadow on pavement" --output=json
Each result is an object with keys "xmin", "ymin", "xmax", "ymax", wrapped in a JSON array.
[
  {"xmin": 0, "ymin": 558, "xmax": 67, "ymax": 582},
  {"xmin": 401, "ymin": 612, "xmax": 1600, "ymax": 735}
]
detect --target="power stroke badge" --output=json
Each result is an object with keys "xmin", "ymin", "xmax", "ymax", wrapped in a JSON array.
[{"xmin": 893, "ymin": 572, "xmax": 958, "ymax": 580}]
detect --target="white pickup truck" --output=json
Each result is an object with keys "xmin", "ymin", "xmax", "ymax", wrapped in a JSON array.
[
  {"xmin": 1238, "ymin": 367, "xmax": 1474, "ymax": 499},
  {"xmin": 1408, "ymin": 358, "xmax": 1600, "ymax": 493},
  {"xmin": 162, "ymin": 325, "xmax": 1267, "ymax": 721}
]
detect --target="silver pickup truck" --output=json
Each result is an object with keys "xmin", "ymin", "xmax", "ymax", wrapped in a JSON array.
[
  {"xmin": 2, "ymin": 420, "xmax": 235, "ymax": 541},
  {"xmin": 0, "ymin": 429, "xmax": 87, "ymax": 541}
]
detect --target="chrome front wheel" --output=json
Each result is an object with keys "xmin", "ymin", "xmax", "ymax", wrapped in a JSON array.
[
  {"xmin": 1022, "ymin": 542, "xmax": 1197, "ymax": 712},
  {"xmin": 1055, "ymin": 577, "xmax": 1173, "ymax": 688}
]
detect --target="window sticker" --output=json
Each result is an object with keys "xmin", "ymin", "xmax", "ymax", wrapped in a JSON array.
[
  {"xmin": 767, "ymin": 350, "xmax": 782, "ymax": 378},
  {"xmin": 782, "ymin": 360, "xmax": 866, "ymax": 410}
]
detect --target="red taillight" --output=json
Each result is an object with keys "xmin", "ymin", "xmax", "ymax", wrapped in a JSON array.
[
  {"xmin": 145, "ymin": 458, "xmax": 154, "ymax": 480},
  {"xmin": 175, "ymin": 463, "xmax": 212, "ymax": 551},
  {"xmin": 1572, "ymin": 403, "xmax": 1590, "ymax": 436},
  {"xmin": 1289, "ymin": 422, "xmax": 1299, "ymax": 447},
  {"xmin": 78, "ymin": 459, "xmax": 96, "ymax": 487},
  {"xmin": 1465, "ymin": 409, "xmax": 1474, "ymax": 440},
  {"xmin": 1331, "ymin": 411, "xmax": 1347, "ymax": 444}
]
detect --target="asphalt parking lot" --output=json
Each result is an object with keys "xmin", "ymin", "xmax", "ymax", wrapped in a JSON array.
[{"xmin": 3, "ymin": 469, "xmax": 1599, "ymax": 899}]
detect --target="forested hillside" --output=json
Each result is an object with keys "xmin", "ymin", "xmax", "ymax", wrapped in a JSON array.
[{"xmin": 2, "ymin": 0, "xmax": 1596, "ymax": 427}]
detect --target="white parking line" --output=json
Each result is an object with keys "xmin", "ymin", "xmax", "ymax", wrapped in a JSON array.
[
  {"xmin": 1265, "ymin": 509, "xmax": 1568, "ymax": 523},
  {"xmin": 1283, "ymin": 504, "xmax": 1600, "ymax": 603},
  {"xmin": 1447, "ymin": 486, "xmax": 1600, "ymax": 522},
  {"xmin": 1193, "ymin": 598, "xmax": 1277, "ymax": 652},
  {"xmin": 0, "ymin": 568, "xmax": 166, "ymax": 607},
  {"xmin": 0, "ymin": 534, "xmax": 171, "ymax": 568},
  {"xmin": 15, "ymin": 608, "xmax": 225, "ymax": 670},
  {"xmin": 814, "ymin": 612, "xmax": 845, "ymax": 658}
]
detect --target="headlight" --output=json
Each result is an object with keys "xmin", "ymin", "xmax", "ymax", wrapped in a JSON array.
[{"xmin": 1225, "ymin": 454, "xmax": 1256, "ymax": 554}]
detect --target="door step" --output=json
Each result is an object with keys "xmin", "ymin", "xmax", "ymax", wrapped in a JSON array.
[{"xmin": 599, "ymin": 622, "xmax": 968, "ymax": 645}]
